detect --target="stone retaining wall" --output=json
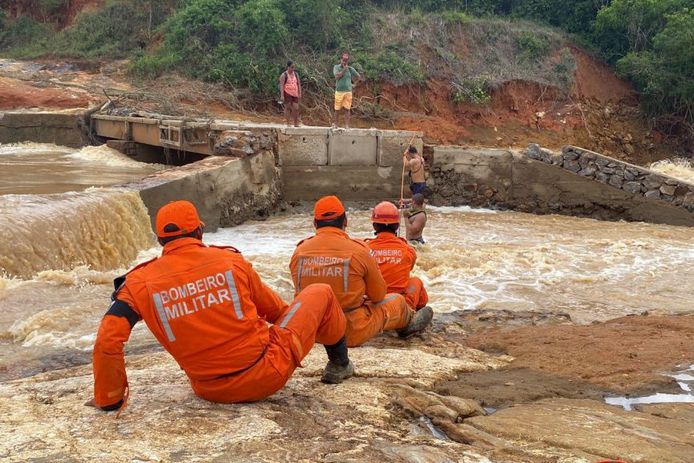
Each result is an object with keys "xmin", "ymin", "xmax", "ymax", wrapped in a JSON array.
[
  {"xmin": 526, "ymin": 144, "xmax": 694, "ymax": 213},
  {"xmin": 427, "ymin": 147, "xmax": 513, "ymax": 208},
  {"xmin": 428, "ymin": 144, "xmax": 694, "ymax": 226}
]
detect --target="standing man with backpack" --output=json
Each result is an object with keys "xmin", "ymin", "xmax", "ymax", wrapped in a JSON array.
[{"xmin": 279, "ymin": 61, "xmax": 302, "ymax": 127}]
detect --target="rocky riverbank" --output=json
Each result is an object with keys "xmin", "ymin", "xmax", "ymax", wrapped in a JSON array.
[{"xmin": 2, "ymin": 310, "xmax": 692, "ymax": 462}]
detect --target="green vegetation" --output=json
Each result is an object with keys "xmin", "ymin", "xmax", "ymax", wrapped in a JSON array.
[
  {"xmin": 451, "ymin": 78, "xmax": 491, "ymax": 106},
  {"xmin": 0, "ymin": 0, "xmax": 175, "ymax": 59},
  {"xmin": 515, "ymin": 31, "xmax": 551, "ymax": 61},
  {"xmin": 0, "ymin": 0, "xmax": 692, "ymax": 133},
  {"xmin": 594, "ymin": 1, "xmax": 694, "ymax": 130}
]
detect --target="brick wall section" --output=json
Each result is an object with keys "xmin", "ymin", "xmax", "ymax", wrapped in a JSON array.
[{"xmin": 526, "ymin": 144, "xmax": 694, "ymax": 213}]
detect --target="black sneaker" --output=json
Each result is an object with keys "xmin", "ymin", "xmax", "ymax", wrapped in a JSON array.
[
  {"xmin": 321, "ymin": 360, "xmax": 355, "ymax": 384},
  {"xmin": 397, "ymin": 306, "xmax": 434, "ymax": 338}
]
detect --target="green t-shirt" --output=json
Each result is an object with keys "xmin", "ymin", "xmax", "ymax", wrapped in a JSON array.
[{"xmin": 333, "ymin": 64, "xmax": 359, "ymax": 92}]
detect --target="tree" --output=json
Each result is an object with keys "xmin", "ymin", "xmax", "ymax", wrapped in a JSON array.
[{"xmin": 616, "ymin": 7, "xmax": 694, "ymax": 125}]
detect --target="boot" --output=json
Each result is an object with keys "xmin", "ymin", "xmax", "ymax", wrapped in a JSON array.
[
  {"xmin": 397, "ymin": 306, "xmax": 434, "ymax": 338},
  {"xmin": 321, "ymin": 360, "xmax": 354, "ymax": 384},
  {"xmin": 321, "ymin": 337, "xmax": 354, "ymax": 384}
]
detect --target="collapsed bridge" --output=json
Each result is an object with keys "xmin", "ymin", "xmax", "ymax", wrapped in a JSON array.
[{"xmin": 1, "ymin": 109, "xmax": 693, "ymax": 229}]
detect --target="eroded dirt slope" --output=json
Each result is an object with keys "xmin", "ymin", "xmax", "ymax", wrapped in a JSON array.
[{"xmin": 0, "ymin": 45, "xmax": 687, "ymax": 166}]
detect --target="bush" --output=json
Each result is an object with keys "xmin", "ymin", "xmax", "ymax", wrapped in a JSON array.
[
  {"xmin": 205, "ymin": 44, "xmax": 282, "ymax": 96},
  {"xmin": 0, "ymin": 1, "xmax": 176, "ymax": 59},
  {"xmin": 130, "ymin": 54, "xmax": 177, "ymax": 79},
  {"xmin": 593, "ymin": 0, "xmax": 690, "ymax": 64},
  {"xmin": 235, "ymin": 0, "xmax": 288, "ymax": 56},
  {"xmin": 553, "ymin": 47, "xmax": 576, "ymax": 88},
  {"xmin": 451, "ymin": 78, "xmax": 491, "ymax": 106},
  {"xmin": 55, "ymin": 3, "xmax": 150, "ymax": 58},
  {"xmin": 0, "ymin": 16, "xmax": 51, "ymax": 54},
  {"xmin": 437, "ymin": 10, "xmax": 471, "ymax": 25},
  {"xmin": 515, "ymin": 31, "xmax": 551, "ymax": 61},
  {"xmin": 280, "ymin": 0, "xmax": 343, "ymax": 50},
  {"xmin": 352, "ymin": 45, "xmax": 425, "ymax": 86},
  {"xmin": 162, "ymin": 0, "xmax": 237, "ymax": 57},
  {"xmin": 615, "ymin": 7, "xmax": 694, "ymax": 122}
]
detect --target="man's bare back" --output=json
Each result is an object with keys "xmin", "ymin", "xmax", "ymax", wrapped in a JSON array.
[{"xmin": 406, "ymin": 154, "xmax": 425, "ymax": 183}]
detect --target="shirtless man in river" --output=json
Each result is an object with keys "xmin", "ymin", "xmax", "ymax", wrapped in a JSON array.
[
  {"xmin": 404, "ymin": 146, "xmax": 426, "ymax": 195},
  {"xmin": 406, "ymin": 193, "xmax": 427, "ymax": 245}
]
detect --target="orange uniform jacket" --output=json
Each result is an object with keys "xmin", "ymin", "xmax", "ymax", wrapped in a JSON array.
[
  {"xmin": 290, "ymin": 227, "xmax": 387, "ymax": 309},
  {"xmin": 364, "ymin": 232, "xmax": 416, "ymax": 293},
  {"xmin": 93, "ymin": 238, "xmax": 288, "ymax": 408}
]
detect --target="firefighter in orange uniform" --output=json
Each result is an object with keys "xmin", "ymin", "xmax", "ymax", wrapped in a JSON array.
[
  {"xmin": 90, "ymin": 200, "xmax": 353, "ymax": 412},
  {"xmin": 364, "ymin": 201, "xmax": 429, "ymax": 310},
  {"xmin": 290, "ymin": 196, "xmax": 433, "ymax": 347}
]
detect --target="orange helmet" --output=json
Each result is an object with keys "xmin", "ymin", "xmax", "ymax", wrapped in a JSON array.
[{"xmin": 371, "ymin": 201, "xmax": 400, "ymax": 224}]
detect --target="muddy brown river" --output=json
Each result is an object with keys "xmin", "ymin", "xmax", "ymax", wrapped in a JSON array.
[{"xmin": 1, "ymin": 143, "xmax": 693, "ymax": 462}]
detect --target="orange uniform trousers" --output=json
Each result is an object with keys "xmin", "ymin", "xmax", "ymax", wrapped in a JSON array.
[
  {"xmin": 404, "ymin": 276, "xmax": 429, "ymax": 310},
  {"xmin": 190, "ymin": 284, "xmax": 345, "ymax": 403},
  {"xmin": 344, "ymin": 292, "xmax": 412, "ymax": 347}
]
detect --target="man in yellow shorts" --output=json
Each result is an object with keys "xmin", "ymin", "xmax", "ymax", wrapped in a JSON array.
[{"xmin": 333, "ymin": 52, "xmax": 362, "ymax": 129}]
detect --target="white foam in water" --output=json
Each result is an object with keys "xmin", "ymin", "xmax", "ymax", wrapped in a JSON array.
[
  {"xmin": 65, "ymin": 144, "xmax": 166, "ymax": 168},
  {"xmin": 650, "ymin": 158, "xmax": 694, "ymax": 184},
  {"xmin": 0, "ymin": 142, "xmax": 73, "ymax": 156},
  {"xmin": 0, "ymin": 142, "xmax": 163, "ymax": 169},
  {"xmin": 204, "ymin": 216, "xmax": 313, "ymax": 257},
  {"xmin": 605, "ymin": 365, "xmax": 694, "ymax": 410},
  {"xmin": 428, "ymin": 205, "xmax": 497, "ymax": 214}
]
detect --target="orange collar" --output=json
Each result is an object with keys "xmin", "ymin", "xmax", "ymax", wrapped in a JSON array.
[
  {"xmin": 373, "ymin": 231, "xmax": 401, "ymax": 243},
  {"xmin": 161, "ymin": 237, "xmax": 205, "ymax": 255},
  {"xmin": 315, "ymin": 227, "xmax": 349, "ymax": 239}
]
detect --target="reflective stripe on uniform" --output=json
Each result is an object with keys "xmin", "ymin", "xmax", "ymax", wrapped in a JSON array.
[
  {"xmin": 152, "ymin": 293, "xmax": 176, "ymax": 342},
  {"xmin": 296, "ymin": 257, "xmax": 305, "ymax": 290},
  {"xmin": 279, "ymin": 301, "xmax": 302, "ymax": 329},
  {"xmin": 376, "ymin": 294, "xmax": 399, "ymax": 306},
  {"xmin": 342, "ymin": 258, "xmax": 350, "ymax": 293},
  {"xmin": 224, "ymin": 270, "xmax": 244, "ymax": 319}
]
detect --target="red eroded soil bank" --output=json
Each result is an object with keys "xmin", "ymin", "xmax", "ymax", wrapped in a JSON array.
[
  {"xmin": 370, "ymin": 48, "xmax": 671, "ymax": 164},
  {"xmin": 0, "ymin": 46, "xmax": 684, "ymax": 165}
]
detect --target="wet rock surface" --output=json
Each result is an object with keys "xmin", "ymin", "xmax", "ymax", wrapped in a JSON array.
[
  {"xmin": 0, "ymin": 346, "xmax": 504, "ymax": 463},
  {"xmin": 2, "ymin": 312, "xmax": 693, "ymax": 462},
  {"xmin": 467, "ymin": 398, "xmax": 694, "ymax": 463},
  {"xmin": 435, "ymin": 367, "xmax": 613, "ymax": 408}
]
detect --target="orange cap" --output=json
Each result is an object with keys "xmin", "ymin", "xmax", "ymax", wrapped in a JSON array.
[
  {"xmin": 314, "ymin": 195, "xmax": 345, "ymax": 221},
  {"xmin": 371, "ymin": 201, "xmax": 400, "ymax": 224},
  {"xmin": 155, "ymin": 200, "xmax": 204, "ymax": 238}
]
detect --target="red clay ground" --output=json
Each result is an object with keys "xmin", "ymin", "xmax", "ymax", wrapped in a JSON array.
[{"xmin": 463, "ymin": 313, "xmax": 694, "ymax": 395}]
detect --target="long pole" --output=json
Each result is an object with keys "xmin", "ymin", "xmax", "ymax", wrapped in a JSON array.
[
  {"xmin": 399, "ymin": 133, "xmax": 418, "ymax": 237},
  {"xmin": 400, "ymin": 133, "xmax": 418, "ymax": 207}
]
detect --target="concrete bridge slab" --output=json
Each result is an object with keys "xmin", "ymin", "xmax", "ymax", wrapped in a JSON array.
[
  {"xmin": 378, "ymin": 131, "xmax": 424, "ymax": 167},
  {"xmin": 328, "ymin": 130, "xmax": 378, "ymax": 166},
  {"xmin": 283, "ymin": 165, "xmax": 401, "ymax": 201},
  {"xmin": 277, "ymin": 127, "xmax": 329, "ymax": 166}
]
